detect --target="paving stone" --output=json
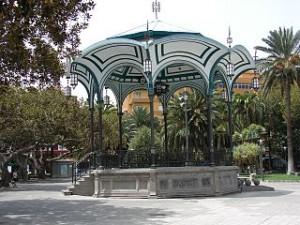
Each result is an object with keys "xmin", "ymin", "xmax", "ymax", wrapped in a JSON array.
[{"xmin": 0, "ymin": 180, "xmax": 300, "ymax": 225}]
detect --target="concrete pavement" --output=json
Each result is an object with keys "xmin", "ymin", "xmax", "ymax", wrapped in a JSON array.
[{"xmin": 0, "ymin": 179, "xmax": 300, "ymax": 225}]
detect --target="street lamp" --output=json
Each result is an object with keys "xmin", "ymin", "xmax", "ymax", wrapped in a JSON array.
[
  {"xmin": 103, "ymin": 87, "xmax": 110, "ymax": 105},
  {"xmin": 180, "ymin": 91, "xmax": 192, "ymax": 166},
  {"xmin": 70, "ymin": 73, "xmax": 78, "ymax": 89},
  {"xmin": 258, "ymin": 139, "xmax": 264, "ymax": 174},
  {"xmin": 252, "ymin": 76, "xmax": 259, "ymax": 90},
  {"xmin": 143, "ymin": 58, "xmax": 156, "ymax": 167},
  {"xmin": 64, "ymin": 58, "xmax": 72, "ymax": 97},
  {"xmin": 226, "ymin": 63, "xmax": 234, "ymax": 78},
  {"xmin": 155, "ymin": 81, "xmax": 169, "ymax": 166},
  {"xmin": 143, "ymin": 58, "xmax": 152, "ymax": 74},
  {"xmin": 283, "ymin": 146, "xmax": 287, "ymax": 172}
]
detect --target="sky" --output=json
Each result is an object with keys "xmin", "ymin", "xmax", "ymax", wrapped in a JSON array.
[{"xmin": 71, "ymin": 0, "xmax": 300, "ymax": 100}]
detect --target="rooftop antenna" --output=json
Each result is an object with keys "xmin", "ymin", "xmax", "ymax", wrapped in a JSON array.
[{"xmin": 152, "ymin": 0, "xmax": 161, "ymax": 20}]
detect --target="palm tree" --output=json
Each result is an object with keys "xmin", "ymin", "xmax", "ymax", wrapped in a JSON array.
[
  {"xmin": 256, "ymin": 27, "xmax": 300, "ymax": 174},
  {"xmin": 167, "ymin": 89, "xmax": 213, "ymax": 162},
  {"xmin": 123, "ymin": 107, "xmax": 160, "ymax": 143},
  {"xmin": 233, "ymin": 92, "xmax": 265, "ymax": 132}
]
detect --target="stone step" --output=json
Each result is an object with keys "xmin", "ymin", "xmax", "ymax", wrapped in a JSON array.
[{"xmin": 62, "ymin": 189, "xmax": 73, "ymax": 196}]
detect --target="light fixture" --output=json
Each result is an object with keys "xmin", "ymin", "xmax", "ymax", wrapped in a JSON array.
[
  {"xmin": 154, "ymin": 81, "xmax": 169, "ymax": 95},
  {"xmin": 70, "ymin": 73, "xmax": 78, "ymax": 89},
  {"xmin": 64, "ymin": 57, "xmax": 72, "ymax": 96},
  {"xmin": 226, "ymin": 63, "xmax": 234, "ymax": 77},
  {"xmin": 140, "ymin": 77, "xmax": 146, "ymax": 84},
  {"xmin": 143, "ymin": 58, "xmax": 152, "ymax": 74},
  {"xmin": 252, "ymin": 76, "xmax": 259, "ymax": 90},
  {"xmin": 222, "ymin": 88, "xmax": 227, "ymax": 100},
  {"xmin": 64, "ymin": 85, "xmax": 71, "ymax": 97},
  {"xmin": 104, "ymin": 87, "xmax": 110, "ymax": 105}
]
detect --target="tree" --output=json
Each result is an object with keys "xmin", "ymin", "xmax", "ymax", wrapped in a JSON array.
[
  {"xmin": 123, "ymin": 106, "xmax": 159, "ymax": 142},
  {"xmin": 232, "ymin": 92, "xmax": 265, "ymax": 132},
  {"xmin": 0, "ymin": 0, "xmax": 95, "ymax": 86},
  {"xmin": 233, "ymin": 143, "xmax": 262, "ymax": 173},
  {"xmin": 257, "ymin": 27, "xmax": 300, "ymax": 174},
  {"xmin": 127, "ymin": 126, "xmax": 162, "ymax": 166},
  {"xmin": 0, "ymin": 86, "xmax": 89, "ymax": 185},
  {"xmin": 167, "ymin": 89, "xmax": 215, "ymax": 162},
  {"xmin": 102, "ymin": 104, "xmax": 120, "ymax": 151}
]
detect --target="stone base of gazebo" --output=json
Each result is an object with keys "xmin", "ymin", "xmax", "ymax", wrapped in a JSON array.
[{"xmin": 67, "ymin": 166, "xmax": 239, "ymax": 198}]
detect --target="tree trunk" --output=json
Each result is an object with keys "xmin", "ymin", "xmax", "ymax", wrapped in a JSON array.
[
  {"xmin": 1, "ymin": 162, "xmax": 11, "ymax": 187},
  {"xmin": 285, "ymin": 80, "xmax": 294, "ymax": 174}
]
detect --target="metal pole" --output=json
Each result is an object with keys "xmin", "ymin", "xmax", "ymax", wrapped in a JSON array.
[
  {"xmin": 268, "ymin": 130, "xmax": 272, "ymax": 171},
  {"xmin": 149, "ymin": 93, "xmax": 156, "ymax": 167},
  {"xmin": 71, "ymin": 162, "xmax": 74, "ymax": 184},
  {"xmin": 163, "ymin": 94, "xmax": 168, "ymax": 166},
  {"xmin": 184, "ymin": 100, "xmax": 191, "ymax": 166},
  {"xmin": 89, "ymin": 107, "xmax": 95, "ymax": 169},
  {"xmin": 98, "ymin": 100, "xmax": 104, "ymax": 169},
  {"xmin": 118, "ymin": 110, "xmax": 123, "ymax": 168},
  {"xmin": 227, "ymin": 99, "xmax": 233, "ymax": 165},
  {"xmin": 207, "ymin": 94, "xmax": 215, "ymax": 166}
]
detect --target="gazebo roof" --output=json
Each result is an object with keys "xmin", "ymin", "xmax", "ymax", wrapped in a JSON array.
[
  {"xmin": 70, "ymin": 21, "xmax": 255, "ymax": 107},
  {"xmin": 109, "ymin": 20, "xmax": 202, "ymax": 41}
]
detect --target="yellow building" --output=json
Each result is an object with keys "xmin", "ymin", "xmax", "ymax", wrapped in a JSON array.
[
  {"xmin": 122, "ymin": 70, "xmax": 258, "ymax": 116},
  {"xmin": 123, "ymin": 90, "xmax": 163, "ymax": 116}
]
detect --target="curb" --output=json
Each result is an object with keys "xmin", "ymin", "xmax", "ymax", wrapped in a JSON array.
[{"xmin": 261, "ymin": 180, "xmax": 300, "ymax": 183}]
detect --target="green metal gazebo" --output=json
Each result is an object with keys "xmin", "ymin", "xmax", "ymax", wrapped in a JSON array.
[{"xmin": 67, "ymin": 20, "xmax": 255, "ymax": 169}]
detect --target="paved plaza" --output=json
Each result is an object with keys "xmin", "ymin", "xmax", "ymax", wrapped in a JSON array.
[{"xmin": 0, "ymin": 179, "xmax": 300, "ymax": 225}]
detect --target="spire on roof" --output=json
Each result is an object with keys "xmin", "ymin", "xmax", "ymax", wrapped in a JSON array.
[
  {"xmin": 227, "ymin": 26, "xmax": 233, "ymax": 48},
  {"xmin": 152, "ymin": 0, "xmax": 161, "ymax": 20}
]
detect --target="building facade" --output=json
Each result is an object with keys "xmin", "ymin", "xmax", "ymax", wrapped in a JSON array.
[{"xmin": 122, "ymin": 70, "xmax": 258, "ymax": 116}]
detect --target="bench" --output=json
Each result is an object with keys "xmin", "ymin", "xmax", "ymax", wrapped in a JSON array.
[{"xmin": 238, "ymin": 173, "xmax": 260, "ymax": 187}]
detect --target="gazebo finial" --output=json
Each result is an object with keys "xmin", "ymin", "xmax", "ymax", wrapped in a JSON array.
[
  {"xmin": 152, "ymin": 0, "xmax": 161, "ymax": 20},
  {"xmin": 227, "ymin": 26, "xmax": 233, "ymax": 48}
]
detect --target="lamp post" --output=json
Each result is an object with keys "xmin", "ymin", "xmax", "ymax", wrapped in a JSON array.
[
  {"xmin": 283, "ymin": 146, "xmax": 287, "ymax": 172},
  {"xmin": 103, "ymin": 87, "xmax": 110, "ymax": 106},
  {"xmin": 180, "ymin": 92, "xmax": 192, "ymax": 166},
  {"xmin": 144, "ymin": 58, "xmax": 156, "ymax": 167},
  {"xmin": 223, "ymin": 88, "xmax": 233, "ymax": 165},
  {"xmin": 155, "ymin": 81, "xmax": 169, "ymax": 166},
  {"xmin": 225, "ymin": 27, "xmax": 234, "ymax": 166},
  {"xmin": 252, "ymin": 76, "xmax": 259, "ymax": 91},
  {"xmin": 259, "ymin": 139, "xmax": 264, "ymax": 174}
]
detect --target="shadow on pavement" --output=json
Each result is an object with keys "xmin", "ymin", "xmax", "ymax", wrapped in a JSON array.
[{"xmin": 0, "ymin": 199, "xmax": 173, "ymax": 225}]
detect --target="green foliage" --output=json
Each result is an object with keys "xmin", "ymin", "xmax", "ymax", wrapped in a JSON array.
[
  {"xmin": 256, "ymin": 173, "xmax": 300, "ymax": 181},
  {"xmin": 0, "ymin": 0, "xmax": 95, "ymax": 86},
  {"xmin": 167, "ymin": 90, "xmax": 210, "ymax": 154},
  {"xmin": 257, "ymin": 27, "xmax": 300, "ymax": 174},
  {"xmin": 102, "ymin": 105, "xmax": 121, "ymax": 151},
  {"xmin": 123, "ymin": 106, "xmax": 160, "ymax": 143},
  {"xmin": 233, "ymin": 124, "xmax": 266, "ymax": 144},
  {"xmin": 233, "ymin": 143, "xmax": 262, "ymax": 168},
  {"xmin": 232, "ymin": 92, "xmax": 265, "ymax": 132},
  {"xmin": 128, "ymin": 126, "xmax": 162, "ymax": 153},
  {"xmin": 0, "ymin": 86, "xmax": 89, "ymax": 153}
]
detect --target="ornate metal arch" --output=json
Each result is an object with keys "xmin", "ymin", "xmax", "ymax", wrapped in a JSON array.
[{"xmin": 70, "ymin": 61, "xmax": 98, "ymax": 107}]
